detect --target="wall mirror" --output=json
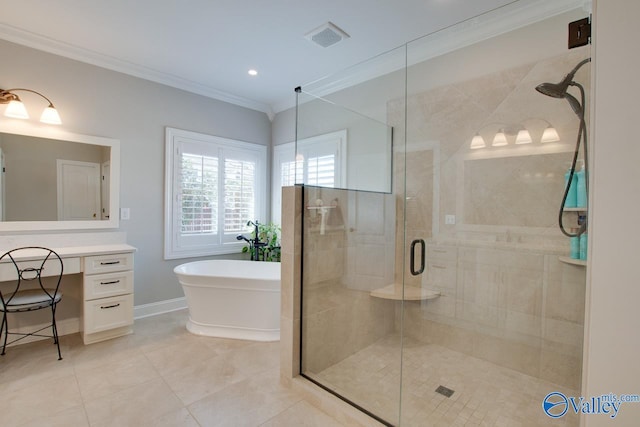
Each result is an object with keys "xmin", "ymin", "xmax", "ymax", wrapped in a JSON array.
[
  {"xmin": 0, "ymin": 122, "xmax": 120, "ymax": 231},
  {"xmin": 456, "ymin": 144, "xmax": 574, "ymax": 231}
]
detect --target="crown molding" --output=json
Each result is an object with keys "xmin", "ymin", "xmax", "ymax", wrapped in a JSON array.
[
  {"xmin": 0, "ymin": 0, "xmax": 588, "ymax": 120},
  {"xmin": 272, "ymin": 0, "xmax": 588, "ymax": 115},
  {"xmin": 0, "ymin": 23, "xmax": 274, "ymax": 118}
]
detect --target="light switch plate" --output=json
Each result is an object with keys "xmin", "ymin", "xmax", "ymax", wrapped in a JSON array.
[
  {"xmin": 120, "ymin": 208, "xmax": 130, "ymax": 220},
  {"xmin": 445, "ymin": 214, "xmax": 456, "ymax": 225}
]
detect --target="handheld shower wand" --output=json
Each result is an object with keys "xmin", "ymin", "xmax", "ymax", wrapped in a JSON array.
[{"xmin": 536, "ymin": 58, "xmax": 591, "ymax": 238}]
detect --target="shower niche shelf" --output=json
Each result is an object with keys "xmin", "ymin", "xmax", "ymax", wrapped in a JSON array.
[
  {"xmin": 559, "ymin": 256, "xmax": 587, "ymax": 267},
  {"xmin": 370, "ymin": 284, "xmax": 440, "ymax": 301}
]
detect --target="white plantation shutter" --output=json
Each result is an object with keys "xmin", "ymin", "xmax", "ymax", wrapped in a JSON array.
[
  {"xmin": 307, "ymin": 155, "xmax": 335, "ymax": 187},
  {"xmin": 180, "ymin": 153, "xmax": 218, "ymax": 234},
  {"xmin": 224, "ymin": 158, "xmax": 255, "ymax": 233},
  {"xmin": 280, "ymin": 160, "xmax": 298, "ymax": 187},
  {"xmin": 165, "ymin": 128, "xmax": 266, "ymax": 259},
  {"xmin": 271, "ymin": 130, "xmax": 346, "ymax": 225}
]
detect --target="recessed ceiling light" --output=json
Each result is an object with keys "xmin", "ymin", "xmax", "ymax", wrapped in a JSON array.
[{"xmin": 248, "ymin": 69, "xmax": 258, "ymax": 76}]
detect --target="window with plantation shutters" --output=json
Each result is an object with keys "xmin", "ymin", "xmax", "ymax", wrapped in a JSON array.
[
  {"xmin": 307, "ymin": 155, "xmax": 335, "ymax": 187},
  {"xmin": 223, "ymin": 158, "xmax": 255, "ymax": 233},
  {"xmin": 165, "ymin": 128, "xmax": 266, "ymax": 259},
  {"xmin": 271, "ymin": 130, "xmax": 346, "ymax": 225},
  {"xmin": 280, "ymin": 160, "xmax": 299, "ymax": 187},
  {"xmin": 180, "ymin": 153, "xmax": 218, "ymax": 234}
]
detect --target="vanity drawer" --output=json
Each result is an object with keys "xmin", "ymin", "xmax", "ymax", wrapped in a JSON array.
[
  {"xmin": 0, "ymin": 256, "xmax": 80, "ymax": 282},
  {"xmin": 84, "ymin": 253, "xmax": 134, "ymax": 274},
  {"xmin": 84, "ymin": 293, "xmax": 134, "ymax": 334},
  {"xmin": 427, "ymin": 245, "xmax": 457, "ymax": 262},
  {"xmin": 84, "ymin": 270, "xmax": 133, "ymax": 301},
  {"xmin": 425, "ymin": 261, "xmax": 457, "ymax": 291}
]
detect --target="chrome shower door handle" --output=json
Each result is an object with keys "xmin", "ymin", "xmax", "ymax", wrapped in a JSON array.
[{"xmin": 410, "ymin": 239, "xmax": 425, "ymax": 276}]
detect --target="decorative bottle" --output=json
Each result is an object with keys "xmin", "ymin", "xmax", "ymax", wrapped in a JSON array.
[
  {"xmin": 579, "ymin": 231, "xmax": 588, "ymax": 260},
  {"xmin": 570, "ymin": 228, "xmax": 580, "ymax": 259},
  {"xmin": 576, "ymin": 163, "xmax": 587, "ymax": 208},
  {"xmin": 564, "ymin": 168, "xmax": 577, "ymax": 208}
]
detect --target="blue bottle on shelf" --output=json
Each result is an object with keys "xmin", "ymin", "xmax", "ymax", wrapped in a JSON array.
[
  {"xmin": 576, "ymin": 163, "xmax": 587, "ymax": 208},
  {"xmin": 579, "ymin": 232, "xmax": 588, "ymax": 260},
  {"xmin": 570, "ymin": 228, "xmax": 580, "ymax": 259},
  {"xmin": 564, "ymin": 168, "xmax": 577, "ymax": 208}
]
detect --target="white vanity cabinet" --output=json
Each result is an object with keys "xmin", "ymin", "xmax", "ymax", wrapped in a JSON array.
[
  {"xmin": 0, "ymin": 242, "xmax": 136, "ymax": 346},
  {"xmin": 82, "ymin": 251, "xmax": 135, "ymax": 344}
]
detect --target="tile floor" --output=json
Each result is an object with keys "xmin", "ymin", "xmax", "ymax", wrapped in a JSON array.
[
  {"xmin": 0, "ymin": 309, "xmax": 346, "ymax": 427},
  {"xmin": 315, "ymin": 335, "xmax": 580, "ymax": 426},
  {"xmin": 1, "ymin": 310, "xmax": 582, "ymax": 427}
]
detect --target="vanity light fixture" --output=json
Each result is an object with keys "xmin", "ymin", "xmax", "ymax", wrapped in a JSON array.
[
  {"xmin": 492, "ymin": 130, "xmax": 508, "ymax": 147},
  {"xmin": 515, "ymin": 128, "xmax": 533, "ymax": 144},
  {"xmin": 470, "ymin": 133, "xmax": 486, "ymax": 149},
  {"xmin": 0, "ymin": 88, "xmax": 62, "ymax": 125},
  {"xmin": 540, "ymin": 125, "xmax": 560, "ymax": 143},
  {"xmin": 469, "ymin": 119, "xmax": 559, "ymax": 149}
]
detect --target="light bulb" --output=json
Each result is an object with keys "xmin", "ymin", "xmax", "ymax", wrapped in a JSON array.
[
  {"xmin": 4, "ymin": 99, "xmax": 29, "ymax": 119},
  {"xmin": 541, "ymin": 126, "xmax": 560, "ymax": 143},
  {"xmin": 470, "ymin": 133, "xmax": 486, "ymax": 149},
  {"xmin": 492, "ymin": 130, "xmax": 508, "ymax": 147},
  {"xmin": 40, "ymin": 105, "xmax": 62, "ymax": 125},
  {"xmin": 515, "ymin": 129, "xmax": 533, "ymax": 144}
]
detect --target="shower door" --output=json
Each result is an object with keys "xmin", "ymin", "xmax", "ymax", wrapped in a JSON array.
[
  {"xmin": 398, "ymin": 4, "xmax": 590, "ymax": 426},
  {"xmin": 296, "ymin": 44, "xmax": 407, "ymax": 426},
  {"xmin": 296, "ymin": 2, "xmax": 589, "ymax": 426}
]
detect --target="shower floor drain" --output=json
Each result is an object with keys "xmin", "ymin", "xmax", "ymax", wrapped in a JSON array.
[{"xmin": 435, "ymin": 385, "xmax": 455, "ymax": 398}]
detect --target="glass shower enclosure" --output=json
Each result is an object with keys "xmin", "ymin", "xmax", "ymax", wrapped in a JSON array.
[{"xmin": 294, "ymin": 1, "xmax": 590, "ymax": 425}]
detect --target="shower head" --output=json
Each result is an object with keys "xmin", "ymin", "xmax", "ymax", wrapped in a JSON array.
[
  {"xmin": 535, "ymin": 81, "xmax": 569, "ymax": 98},
  {"xmin": 535, "ymin": 58, "xmax": 591, "ymax": 99}
]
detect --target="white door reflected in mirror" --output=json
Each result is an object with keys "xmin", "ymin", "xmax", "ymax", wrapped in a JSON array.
[{"xmin": 56, "ymin": 159, "xmax": 101, "ymax": 220}]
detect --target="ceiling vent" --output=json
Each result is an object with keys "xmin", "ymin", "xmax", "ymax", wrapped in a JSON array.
[{"xmin": 305, "ymin": 22, "xmax": 350, "ymax": 48}]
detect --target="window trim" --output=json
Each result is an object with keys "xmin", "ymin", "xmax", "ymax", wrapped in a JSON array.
[{"xmin": 164, "ymin": 127, "xmax": 266, "ymax": 260}]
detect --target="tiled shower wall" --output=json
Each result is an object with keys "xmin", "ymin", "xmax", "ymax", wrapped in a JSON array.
[
  {"xmin": 300, "ymin": 186, "xmax": 395, "ymax": 374},
  {"xmin": 284, "ymin": 50, "xmax": 589, "ymax": 391},
  {"xmin": 388, "ymin": 50, "xmax": 589, "ymax": 389},
  {"xmin": 399, "ymin": 245, "xmax": 585, "ymax": 389}
]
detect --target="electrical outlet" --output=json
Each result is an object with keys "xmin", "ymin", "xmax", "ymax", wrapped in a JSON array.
[
  {"xmin": 120, "ymin": 208, "xmax": 130, "ymax": 220},
  {"xmin": 445, "ymin": 214, "xmax": 456, "ymax": 225}
]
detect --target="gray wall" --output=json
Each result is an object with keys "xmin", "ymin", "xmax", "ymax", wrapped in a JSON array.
[{"xmin": 0, "ymin": 39, "xmax": 272, "ymax": 306}]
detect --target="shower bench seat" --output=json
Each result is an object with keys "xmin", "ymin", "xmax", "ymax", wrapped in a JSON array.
[{"xmin": 370, "ymin": 284, "xmax": 440, "ymax": 301}]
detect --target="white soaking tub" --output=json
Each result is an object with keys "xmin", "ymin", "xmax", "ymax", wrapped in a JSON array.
[{"xmin": 174, "ymin": 260, "xmax": 281, "ymax": 341}]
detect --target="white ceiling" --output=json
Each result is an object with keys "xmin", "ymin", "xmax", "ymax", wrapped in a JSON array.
[{"xmin": 0, "ymin": 0, "xmax": 582, "ymax": 117}]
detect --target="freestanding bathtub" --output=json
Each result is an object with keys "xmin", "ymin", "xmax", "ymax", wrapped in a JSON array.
[{"xmin": 174, "ymin": 260, "xmax": 281, "ymax": 341}]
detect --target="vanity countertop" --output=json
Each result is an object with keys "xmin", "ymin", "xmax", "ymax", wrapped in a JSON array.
[{"xmin": 0, "ymin": 244, "xmax": 136, "ymax": 262}]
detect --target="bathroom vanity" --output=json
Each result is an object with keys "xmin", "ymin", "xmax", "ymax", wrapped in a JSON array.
[
  {"xmin": 0, "ymin": 123, "xmax": 136, "ymax": 345},
  {"xmin": 0, "ymin": 242, "xmax": 136, "ymax": 344}
]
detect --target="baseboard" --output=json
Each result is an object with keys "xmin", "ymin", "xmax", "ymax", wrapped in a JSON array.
[
  {"xmin": 4, "ymin": 298, "xmax": 188, "ymax": 348},
  {"xmin": 133, "ymin": 296, "xmax": 187, "ymax": 319}
]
